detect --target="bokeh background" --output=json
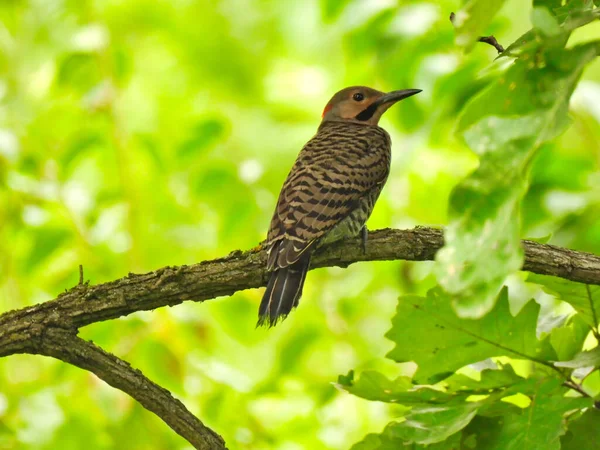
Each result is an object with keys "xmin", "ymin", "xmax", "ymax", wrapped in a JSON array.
[{"xmin": 1, "ymin": 0, "xmax": 599, "ymax": 448}]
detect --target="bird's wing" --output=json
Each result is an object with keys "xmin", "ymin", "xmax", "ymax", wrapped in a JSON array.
[{"xmin": 266, "ymin": 133, "xmax": 389, "ymax": 270}]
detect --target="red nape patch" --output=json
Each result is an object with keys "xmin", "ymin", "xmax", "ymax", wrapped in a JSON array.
[{"xmin": 321, "ymin": 103, "xmax": 333, "ymax": 118}]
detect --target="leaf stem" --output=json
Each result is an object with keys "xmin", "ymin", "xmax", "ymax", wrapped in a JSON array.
[
  {"xmin": 585, "ymin": 284, "xmax": 600, "ymax": 341},
  {"xmin": 563, "ymin": 379, "xmax": 591, "ymax": 398}
]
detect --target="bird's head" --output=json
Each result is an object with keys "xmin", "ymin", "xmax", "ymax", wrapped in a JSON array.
[{"xmin": 321, "ymin": 86, "xmax": 421, "ymax": 126}]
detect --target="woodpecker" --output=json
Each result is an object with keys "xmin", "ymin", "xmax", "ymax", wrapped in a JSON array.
[{"xmin": 258, "ymin": 86, "xmax": 421, "ymax": 327}]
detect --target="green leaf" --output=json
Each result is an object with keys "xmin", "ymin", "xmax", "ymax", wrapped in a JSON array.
[
  {"xmin": 386, "ymin": 287, "xmax": 550, "ymax": 383},
  {"xmin": 562, "ymin": 6, "xmax": 600, "ymax": 30},
  {"xmin": 529, "ymin": 273, "xmax": 600, "ymax": 329},
  {"xmin": 501, "ymin": 29, "xmax": 539, "ymax": 58},
  {"xmin": 554, "ymin": 1, "xmax": 600, "ymax": 27},
  {"xmin": 435, "ymin": 42, "xmax": 600, "ymax": 318},
  {"xmin": 503, "ymin": 2, "xmax": 599, "ymax": 56},
  {"xmin": 444, "ymin": 364, "xmax": 526, "ymax": 393},
  {"xmin": 352, "ymin": 428, "xmax": 462, "ymax": 450},
  {"xmin": 548, "ymin": 314, "xmax": 590, "ymax": 361},
  {"xmin": 337, "ymin": 370, "xmax": 454, "ymax": 404},
  {"xmin": 533, "ymin": 0, "xmax": 562, "ymax": 11},
  {"xmin": 555, "ymin": 346, "xmax": 600, "ymax": 369},
  {"xmin": 452, "ymin": 0, "xmax": 508, "ymax": 50},
  {"xmin": 463, "ymin": 379, "xmax": 592, "ymax": 450},
  {"xmin": 365, "ymin": 402, "xmax": 479, "ymax": 446},
  {"xmin": 385, "ymin": 401, "xmax": 479, "ymax": 445},
  {"xmin": 531, "ymin": 7, "xmax": 562, "ymax": 36},
  {"xmin": 561, "ymin": 408, "xmax": 600, "ymax": 450}
]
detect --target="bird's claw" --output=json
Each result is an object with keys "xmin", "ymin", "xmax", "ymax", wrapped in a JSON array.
[{"xmin": 361, "ymin": 227, "xmax": 368, "ymax": 254}]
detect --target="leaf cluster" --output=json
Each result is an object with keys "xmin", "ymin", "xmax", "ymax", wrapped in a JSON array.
[
  {"xmin": 341, "ymin": 283, "xmax": 600, "ymax": 449},
  {"xmin": 342, "ymin": 1, "xmax": 600, "ymax": 448}
]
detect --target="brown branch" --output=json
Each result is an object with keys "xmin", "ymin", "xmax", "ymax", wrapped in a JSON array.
[
  {"xmin": 2, "ymin": 318, "xmax": 225, "ymax": 449},
  {"xmin": 1, "ymin": 226, "xmax": 600, "ymax": 448},
  {"xmin": 2, "ymin": 227, "xmax": 599, "ymax": 346},
  {"xmin": 562, "ymin": 379, "xmax": 592, "ymax": 400},
  {"xmin": 450, "ymin": 12, "xmax": 505, "ymax": 53},
  {"xmin": 477, "ymin": 35, "xmax": 505, "ymax": 53},
  {"xmin": 37, "ymin": 329, "xmax": 226, "ymax": 450}
]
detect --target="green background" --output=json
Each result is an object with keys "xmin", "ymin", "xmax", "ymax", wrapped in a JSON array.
[{"xmin": 1, "ymin": 0, "xmax": 600, "ymax": 449}]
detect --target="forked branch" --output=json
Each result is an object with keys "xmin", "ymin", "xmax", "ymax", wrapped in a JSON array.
[{"xmin": 1, "ymin": 227, "xmax": 600, "ymax": 449}]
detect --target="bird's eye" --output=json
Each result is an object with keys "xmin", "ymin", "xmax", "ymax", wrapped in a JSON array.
[{"xmin": 352, "ymin": 92, "xmax": 365, "ymax": 102}]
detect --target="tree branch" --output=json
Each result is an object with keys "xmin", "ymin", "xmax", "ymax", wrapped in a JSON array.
[
  {"xmin": 1, "ymin": 318, "xmax": 225, "ymax": 449},
  {"xmin": 38, "ymin": 328, "xmax": 226, "ymax": 450},
  {"xmin": 1, "ymin": 226, "xmax": 600, "ymax": 449}
]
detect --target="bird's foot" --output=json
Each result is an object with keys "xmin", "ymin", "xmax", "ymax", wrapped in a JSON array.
[{"xmin": 361, "ymin": 227, "xmax": 368, "ymax": 254}]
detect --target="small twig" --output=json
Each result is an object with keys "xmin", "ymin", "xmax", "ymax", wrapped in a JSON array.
[
  {"xmin": 449, "ymin": 12, "xmax": 505, "ymax": 53},
  {"xmin": 78, "ymin": 264, "xmax": 84, "ymax": 286},
  {"xmin": 563, "ymin": 379, "xmax": 591, "ymax": 398},
  {"xmin": 477, "ymin": 35, "xmax": 505, "ymax": 54}
]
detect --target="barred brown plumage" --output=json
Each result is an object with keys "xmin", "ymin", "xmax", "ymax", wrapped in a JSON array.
[{"xmin": 258, "ymin": 86, "xmax": 421, "ymax": 327}]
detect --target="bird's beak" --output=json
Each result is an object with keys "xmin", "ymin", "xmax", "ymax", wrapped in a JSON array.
[
  {"xmin": 373, "ymin": 89, "xmax": 422, "ymax": 108},
  {"xmin": 354, "ymin": 88, "xmax": 422, "ymax": 122}
]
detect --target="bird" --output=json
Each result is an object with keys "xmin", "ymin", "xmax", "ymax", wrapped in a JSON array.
[{"xmin": 258, "ymin": 86, "xmax": 421, "ymax": 327}]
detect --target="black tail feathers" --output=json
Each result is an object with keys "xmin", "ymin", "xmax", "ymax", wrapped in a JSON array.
[{"xmin": 257, "ymin": 258, "xmax": 309, "ymax": 327}]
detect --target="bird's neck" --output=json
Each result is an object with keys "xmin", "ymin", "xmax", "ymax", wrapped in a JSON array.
[{"xmin": 318, "ymin": 119, "xmax": 380, "ymax": 130}]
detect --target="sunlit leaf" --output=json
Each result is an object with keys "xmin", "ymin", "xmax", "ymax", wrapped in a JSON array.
[
  {"xmin": 443, "ymin": 364, "xmax": 526, "ymax": 393},
  {"xmin": 352, "ymin": 428, "xmax": 462, "ymax": 450},
  {"xmin": 375, "ymin": 401, "xmax": 479, "ymax": 445},
  {"xmin": 337, "ymin": 370, "xmax": 455, "ymax": 405}
]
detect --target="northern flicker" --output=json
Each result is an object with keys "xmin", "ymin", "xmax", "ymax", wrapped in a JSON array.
[{"xmin": 258, "ymin": 86, "xmax": 421, "ymax": 327}]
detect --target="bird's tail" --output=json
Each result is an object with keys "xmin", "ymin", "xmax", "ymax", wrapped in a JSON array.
[{"xmin": 257, "ymin": 258, "xmax": 310, "ymax": 327}]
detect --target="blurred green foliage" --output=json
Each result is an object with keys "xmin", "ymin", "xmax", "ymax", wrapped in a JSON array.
[{"xmin": 1, "ymin": 0, "xmax": 600, "ymax": 449}]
